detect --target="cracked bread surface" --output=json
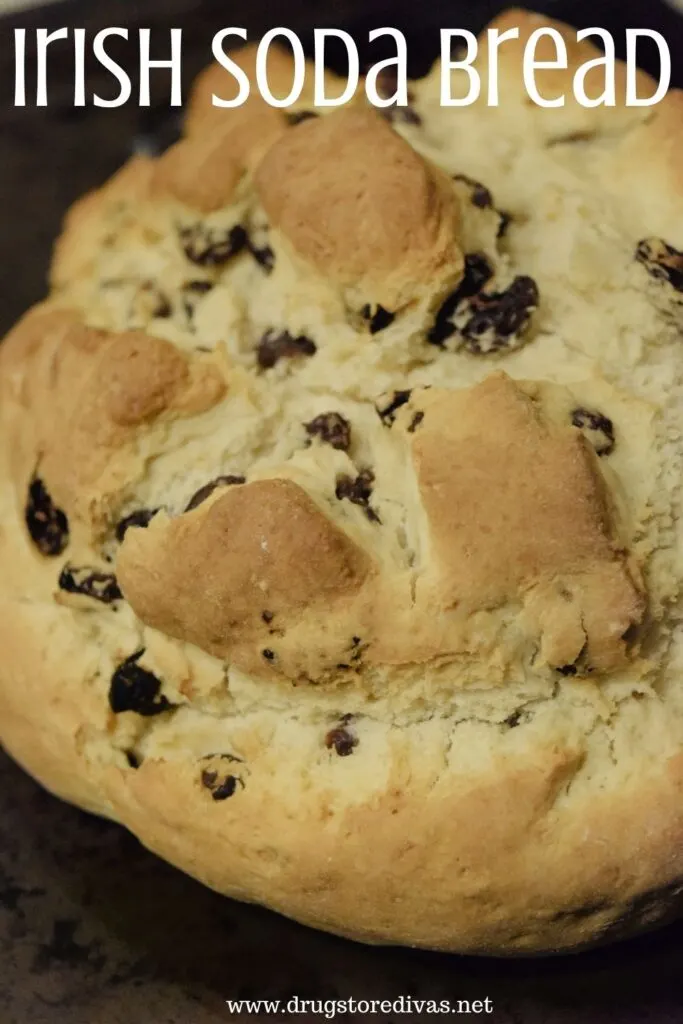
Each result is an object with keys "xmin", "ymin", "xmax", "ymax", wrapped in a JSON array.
[{"xmin": 2, "ymin": 8, "xmax": 683, "ymax": 954}]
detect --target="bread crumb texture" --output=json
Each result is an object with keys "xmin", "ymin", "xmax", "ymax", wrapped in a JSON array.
[{"xmin": 3, "ymin": 13, "xmax": 683, "ymax": 954}]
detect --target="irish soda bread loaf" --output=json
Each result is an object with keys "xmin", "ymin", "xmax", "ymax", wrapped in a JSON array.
[{"xmin": 2, "ymin": 9, "xmax": 683, "ymax": 953}]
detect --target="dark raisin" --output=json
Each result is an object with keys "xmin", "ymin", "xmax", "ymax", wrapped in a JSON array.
[
  {"xmin": 125, "ymin": 750, "xmax": 141, "ymax": 769},
  {"xmin": 133, "ymin": 281, "xmax": 171, "ymax": 319},
  {"xmin": 58, "ymin": 565, "xmax": 122, "ymax": 604},
  {"xmin": 335, "ymin": 470, "xmax": 380, "ymax": 523},
  {"xmin": 453, "ymin": 172, "xmax": 493, "ymax": 210},
  {"xmin": 548, "ymin": 131, "xmax": 595, "ymax": 145},
  {"xmin": 247, "ymin": 241, "xmax": 275, "ymax": 272},
  {"xmin": 497, "ymin": 211, "xmax": 513, "ymax": 238},
  {"xmin": 200, "ymin": 753, "xmax": 244, "ymax": 801},
  {"xmin": 304, "ymin": 412, "xmax": 351, "ymax": 452},
  {"xmin": 256, "ymin": 329, "xmax": 317, "ymax": 370},
  {"xmin": 145, "ymin": 283, "xmax": 171, "ymax": 318},
  {"xmin": 181, "ymin": 280, "xmax": 213, "ymax": 324},
  {"xmin": 325, "ymin": 725, "xmax": 358, "ymax": 757},
  {"xmin": 201, "ymin": 769, "xmax": 240, "ymax": 801},
  {"xmin": 286, "ymin": 110, "xmax": 319, "ymax": 125},
  {"xmin": 213, "ymin": 776, "xmax": 239, "ymax": 800},
  {"xmin": 375, "ymin": 390, "xmax": 412, "ymax": 426},
  {"xmin": 336, "ymin": 470, "xmax": 374, "ymax": 506},
  {"xmin": 407, "ymin": 411, "xmax": 424, "ymax": 433},
  {"xmin": 25, "ymin": 477, "xmax": 69, "ymax": 557},
  {"xmin": 460, "ymin": 254, "xmax": 495, "ymax": 297},
  {"xmin": 109, "ymin": 651, "xmax": 172, "ymax": 717},
  {"xmin": 635, "ymin": 238, "xmax": 683, "ymax": 293},
  {"xmin": 571, "ymin": 408, "xmax": 615, "ymax": 457},
  {"xmin": 201, "ymin": 752, "xmax": 243, "ymax": 763},
  {"xmin": 461, "ymin": 275, "xmax": 539, "ymax": 354},
  {"xmin": 115, "ymin": 508, "xmax": 159, "ymax": 543},
  {"xmin": 262, "ymin": 649, "xmax": 275, "ymax": 661},
  {"xmin": 180, "ymin": 224, "xmax": 247, "ymax": 267},
  {"xmin": 622, "ymin": 623, "xmax": 639, "ymax": 647},
  {"xmin": 185, "ymin": 475, "xmax": 246, "ymax": 513},
  {"xmin": 246, "ymin": 220, "xmax": 275, "ymax": 273},
  {"xmin": 183, "ymin": 280, "xmax": 213, "ymax": 296},
  {"xmin": 556, "ymin": 640, "xmax": 590, "ymax": 677},
  {"xmin": 262, "ymin": 610, "xmax": 274, "ymax": 624},
  {"xmin": 360, "ymin": 304, "xmax": 395, "ymax": 334},
  {"xmin": 504, "ymin": 710, "xmax": 523, "ymax": 728},
  {"xmin": 428, "ymin": 254, "xmax": 494, "ymax": 346}
]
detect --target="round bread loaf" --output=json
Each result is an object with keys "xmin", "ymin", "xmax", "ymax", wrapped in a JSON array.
[{"xmin": 2, "ymin": 10, "xmax": 683, "ymax": 954}]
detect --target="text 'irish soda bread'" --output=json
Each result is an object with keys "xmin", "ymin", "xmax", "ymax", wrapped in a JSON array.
[{"xmin": 2, "ymin": 9, "xmax": 683, "ymax": 954}]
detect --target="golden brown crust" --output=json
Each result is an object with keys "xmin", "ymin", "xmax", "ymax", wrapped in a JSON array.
[
  {"xmin": 407, "ymin": 376, "xmax": 644, "ymax": 672},
  {"xmin": 0, "ymin": 308, "xmax": 225, "ymax": 533},
  {"xmin": 117, "ymin": 478, "xmax": 373, "ymax": 678},
  {"xmin": 153, "ymin": 135, "xmax": 246, "ymax": 213},
  {"xmin": 182, "ymin": 92, "xmax": 289, "ymax": 184},
  {"xmin": 255, "ymin": 108, "xmax": 464, "ymax": 311}
]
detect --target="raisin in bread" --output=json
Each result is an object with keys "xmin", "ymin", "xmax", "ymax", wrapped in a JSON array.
[{"xmin": 2, "ymin": 9, "xmax": 683, "ymax": 954}]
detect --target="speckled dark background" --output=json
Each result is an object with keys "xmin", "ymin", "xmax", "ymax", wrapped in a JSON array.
[{"xmin": 2, "ymin": 2, "xmax": 683, "ymax": 1021}]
